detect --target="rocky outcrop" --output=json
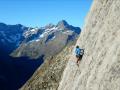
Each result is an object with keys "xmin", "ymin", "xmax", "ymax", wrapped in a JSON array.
[
  {"xmin": 58, "ymin": 0, "xmax": 120, "ymax": 90},
  {"xmin": 20, "ymin": 44, "xmax": 74, "ymax": 90}
]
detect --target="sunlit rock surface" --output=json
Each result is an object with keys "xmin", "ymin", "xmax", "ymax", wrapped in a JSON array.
[{"xmin": 58, "ymin": 0, "xmax": 120, "ymax": 90}]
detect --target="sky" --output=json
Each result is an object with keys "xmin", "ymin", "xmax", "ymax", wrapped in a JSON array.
[{"xmin": 0, "ymin": 0, "xmax": 93, "ymax": 28}]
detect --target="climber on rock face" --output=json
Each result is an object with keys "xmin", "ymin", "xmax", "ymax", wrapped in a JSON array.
[{"xmin": 75, "ymin": 45, "xmax": 84, "ymax": 65}]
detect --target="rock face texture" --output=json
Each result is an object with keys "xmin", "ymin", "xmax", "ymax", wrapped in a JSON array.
[
  {"xmin": 20, "ymin": 44, "xmax": 74, "ymax": 90},
  {"xmin": 58, "ymin": 0, "xmax": 120, "ymax": 90}
]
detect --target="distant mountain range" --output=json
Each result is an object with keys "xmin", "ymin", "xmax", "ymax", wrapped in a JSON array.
[
  {"xmin": 0, "ymin": 20, "xmax": 81, "ymax": 90},
  {"xmin": 0, "ymin": 20, "xmax": 81, "ymax": 59}
]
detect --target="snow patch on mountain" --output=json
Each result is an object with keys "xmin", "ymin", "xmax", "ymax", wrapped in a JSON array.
[
  {"xmin": 28, "ymin": 38, "xmax": 41, "ymax": 43},
  {"xmin": 45, "ymin": 33, "xmax": 55, "ymax": 43},
  {"xmin": 35, "ymin": 39, "xmax": 40, "ymax": 42},
  {"xmin": 39, "ymin": 33, "xmax": 44, "ymax": 38},
  {"xmin": 23, "ymin": 28, "xmax": 39, "ymax": 38},
  {"xmin": 46, "ymin": 27, "xmax": 58, "ymax": 31},
  {"xmin": 62, "ymin": 30, "xmax": 74, "ymax": 35}
]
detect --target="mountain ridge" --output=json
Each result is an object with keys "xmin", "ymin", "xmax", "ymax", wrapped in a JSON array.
[
  {"xmin": 0, "ymin": 20, "xmax": 80, "ymax": 56},
  {"xmin": 10, "ymin": 20, "xmax": 81, "ymax": 59}
]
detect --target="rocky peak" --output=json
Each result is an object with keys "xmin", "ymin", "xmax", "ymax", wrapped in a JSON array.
[
  {"xmin": 0, "ymin": 22, "xmax": 7, "ymax": 27},
  {"xmin": 0, "ymin": 23, "xmax": 8, "ymax": 31},
  {"xmin": 45, "ymin": 23, "xmax": 55, "ymax": 29},
  {"xmin": 57, "ymin": 20, "xmax": 69, "ymax": 29}
]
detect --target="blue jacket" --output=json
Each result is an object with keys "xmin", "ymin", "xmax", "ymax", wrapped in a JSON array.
[{"xmin": 75, "ymin": 48, "xmax": 81, "ymax": 55}]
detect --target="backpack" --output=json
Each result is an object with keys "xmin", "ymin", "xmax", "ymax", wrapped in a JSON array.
[{"xmin": 80, "ymin": 49, "xmax": 84, "ymax": 55}]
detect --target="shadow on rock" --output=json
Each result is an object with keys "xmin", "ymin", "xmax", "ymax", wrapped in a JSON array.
[{"xmin": 0, "ymin": 50, "xmax": 44, "ymax": 90}]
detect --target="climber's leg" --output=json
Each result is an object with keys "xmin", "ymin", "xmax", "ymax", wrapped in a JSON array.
[
  {"xmin": 77, "ymin": 55, "xmax": 83, "ymax": 64},
  {"xmin": 77, "ymin": 58, "xmax": 79, "ymax": 63},
  {"xmin": 76, "ymin": 55, "xmax": 79, "ymax": 63}
]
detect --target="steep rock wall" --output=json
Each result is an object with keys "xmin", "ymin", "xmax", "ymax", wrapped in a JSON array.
[{"xmin": 58, "ymin": 0, "xmax": 120, "ymax": 90}]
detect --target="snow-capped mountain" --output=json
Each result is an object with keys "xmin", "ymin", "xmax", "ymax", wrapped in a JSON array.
[{"xmin": 0, "ymin": 20, "xmax": 81, "ymax": 58}]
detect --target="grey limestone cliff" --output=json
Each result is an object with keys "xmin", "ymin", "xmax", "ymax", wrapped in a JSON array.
[{"xmin": 58, "ymin": 0, "xmax": 120, "ymax": 90}]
